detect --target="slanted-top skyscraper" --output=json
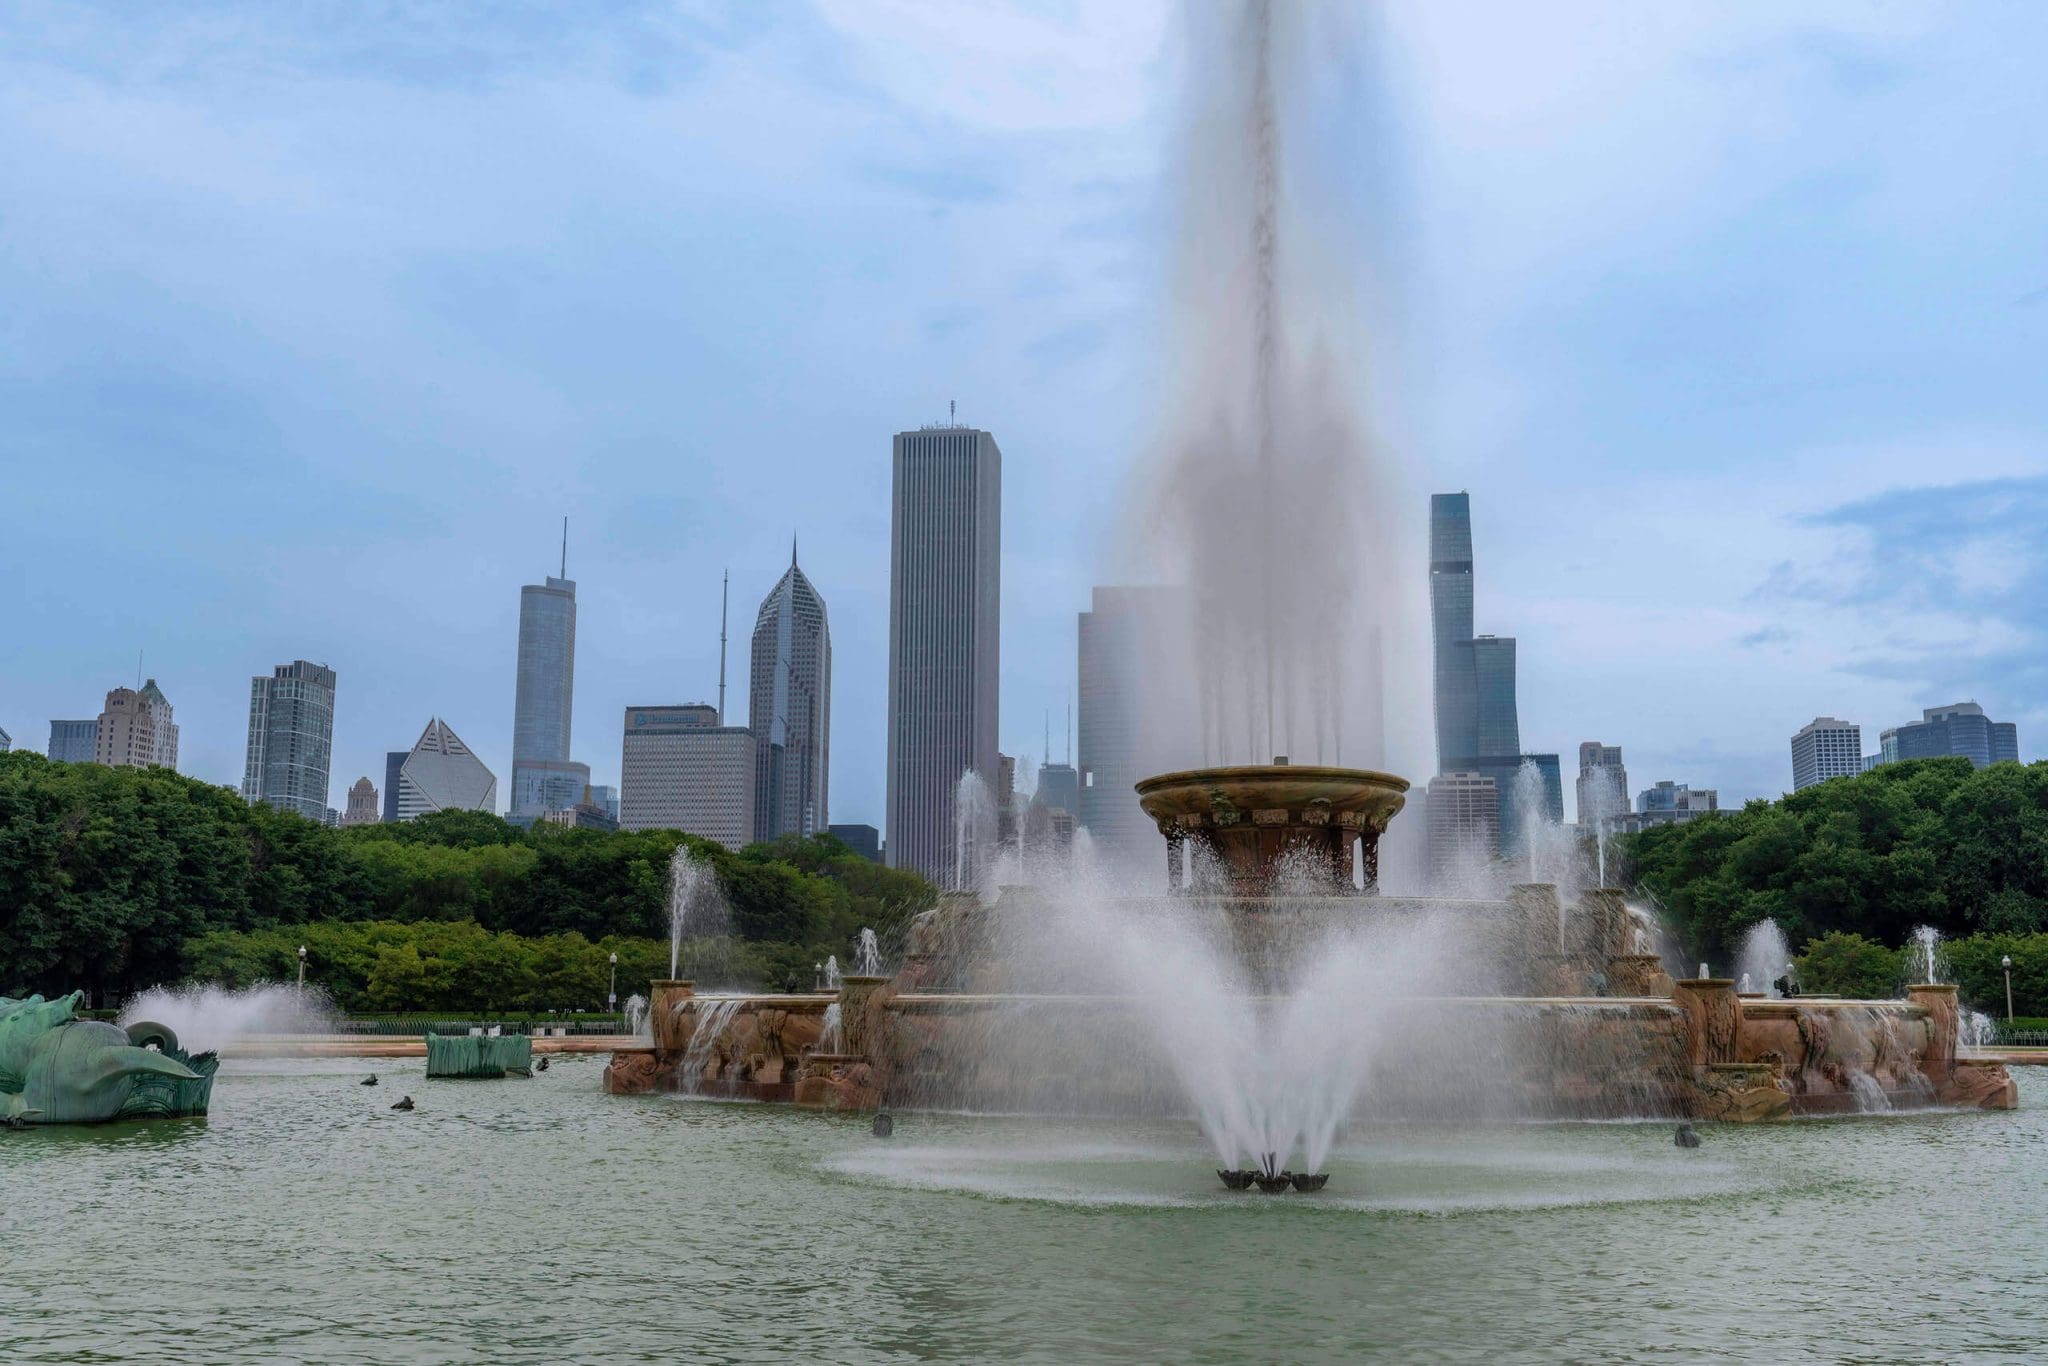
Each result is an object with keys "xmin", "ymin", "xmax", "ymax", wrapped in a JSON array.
[
  {"xmin": 887, "ymin": 421, "xmax": 1001, "ymax": 884},
  {"xmin": 242, "ymin": 659, "xmax": 338, "ymax": 821},
  {"xmin": 510, "ymin": 532, "xmax": 587, "ymax": 822},
  {"xmin": 750, "ymin": 544, "xmax": 832, "ymax": 842}
]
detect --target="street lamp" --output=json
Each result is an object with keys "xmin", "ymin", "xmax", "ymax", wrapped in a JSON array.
[
  {"xmin": 297, "ymin": 944, "xmax": 308, "ymax": 993},
  {"xmin": 2004, "ymin": 954, "xmax": 2015, "ymax": 1022},
  {"xmin": 608, "ymin": 951, "xmax": 618, "ymax": 1014}
]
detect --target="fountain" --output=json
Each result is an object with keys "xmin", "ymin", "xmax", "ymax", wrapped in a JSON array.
[
  {"xmin": 3, "ymin": 992, "xmax": 217, "ymax": 1124},
  {"xmin": 598, "ymin": 0, "xmax": 2016, "ymax": 1153},
  {"xmin": 1736, "ymin": 921, "xmax": 1792, "ymax": 999},
  {"xmin": 666, "ymin": 846, "xmax": 732, "ymax": 982}
]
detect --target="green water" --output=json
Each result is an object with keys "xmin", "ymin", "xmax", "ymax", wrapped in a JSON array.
[{"xmin": 2, "ymin": 1058, "xmax": 2038, "ymax": 1364}]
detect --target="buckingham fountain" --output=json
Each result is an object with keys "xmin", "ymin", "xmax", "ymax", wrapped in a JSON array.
[{"xmin": 606, "ymin": 759, "xmax": 2017, "ymax": 1182}]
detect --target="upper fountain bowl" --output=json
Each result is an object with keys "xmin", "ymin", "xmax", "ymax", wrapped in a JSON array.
[{"xmin": 1135, "ymin": 762, "xmax": 1409, "ymax": 898}]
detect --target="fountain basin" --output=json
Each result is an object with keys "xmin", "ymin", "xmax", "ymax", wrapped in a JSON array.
[
  {"xmin": 1218, "ymin": 1169, "xmax": 1256, "ymax": 1190},
  {"xmin": 1290, "ymin": 1173, "xmax": 1329, "ymax": 1192},
  {"xmin": 1135, "ymin": 764, "xmax": 1408, "ymax": 897},
  {"xmin": 1253, "ymin": 1172, "xmax": 1294, "ymax": 1193}
]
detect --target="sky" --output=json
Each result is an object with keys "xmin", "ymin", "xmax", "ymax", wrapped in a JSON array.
[{"xmin": 3, "ymin": 0, "xmax": 2045, "ymax": 826}]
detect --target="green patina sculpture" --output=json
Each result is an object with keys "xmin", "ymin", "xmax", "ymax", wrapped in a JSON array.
[
  {"xmin": 424, "ymin": 1032, "xmax": 533, "ymax": 1078},
  {"xmin": 1, "ymin": 992, "xmax": 219, "ymax": 1125}
]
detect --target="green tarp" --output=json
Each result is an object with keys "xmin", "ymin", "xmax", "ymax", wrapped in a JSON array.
[{"xmin": 424, "ymin": 1033, "xmax": 533, "ymax": 1079}]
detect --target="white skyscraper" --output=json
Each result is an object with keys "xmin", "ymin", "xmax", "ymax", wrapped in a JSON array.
[
  {"xmin": 394, "ymin": 718, "xmax": 497, "ymax": 820},
  {"xmin": 242, "ymin": 659, "xmax": 338, "ymax": 821},
  {"xmin": 750, "ymin": 547, "xmax": 832, "ymax": 842},
  {"xmin": 887, "ymin": 423, "xmax": 1001, "ymax": 884},
  {"xmin": 1791, "ymin": 717, "xmax": 1863, "ymax": 792}
]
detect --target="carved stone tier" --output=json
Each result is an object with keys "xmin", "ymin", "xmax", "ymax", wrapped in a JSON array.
[{"xmin": 1135, "ymin": 763, "xmax": 1409, "ymax": 897}]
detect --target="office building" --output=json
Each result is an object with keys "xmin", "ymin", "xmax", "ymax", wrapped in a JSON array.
[
  {"xmin": 241, "ymin": 659, "xmax": 338, "ymax": 821},
  {"xmin": 618, "ymin": 704, "xmax": 756, "ymax": 847},
  {"xmin": 828, "ymin": 823, "xmax": 883, "ymax": 863},
  {"xmin": 750, "ymin": 548, "xmax": 832, "ymax": 842},
  {"xmin": 539, "ymin": 786, "xmax": 619, "ymax": 833},
  {"xmin": 382, "ymin": 751, "xmax": 406, "ymax": 822},
  {"xmin": 0, "ymin": 725, "xmax": 9, "ymax": 752},
  {"xmin": 393, "ymin": 718, "xmax": 497, "ymax": 820},
  {"xmin": 95, "ymin": 680, "xmax": 179, "ymax": 770},
  {"xmin": 1576, "ymin": 742, "xmax": 1628, "ymax": 828},
  {"xmin": 1036, "ymin": 761, "xmax": 1080, "ymax": 821},
  {"xmin": 589, "ymin": 784, "xmax": 620, "ymax": 824},
  {"xmin": 1430, "ymin": 494, "xmax": 1478, "ymax": 774},
  {"xmin": 1612, "ymin": 781, "xmax": 1720, "ymax": 835},
  {"xmin": 887, "ymin": 423, "xmax": 1001, "ymax": 883},
  {"xmin": 1791, "ymin": 717, "xmax": 1863, "ymax": 792},
  {"xmin": 1426, "ymin": 772, "xmax": 1500, "ymax": 883},
  {"xmin": 1878, "ymin": 702, "xmax": 2020, "ymax": 770},
  {"xmin": 510, "ymin": 568, "xmax": 586, "ymax": 821},
  {"xmin": 48, "ymin": 719, "xmax": 98, "ymax": 763},
  {"xmin": 1076, "ymin": 585, "xmax": 1198, "ymax": 869},
  {"xmin": 342, "ymin": 777, "xmax": 380, "ymax": 826}
]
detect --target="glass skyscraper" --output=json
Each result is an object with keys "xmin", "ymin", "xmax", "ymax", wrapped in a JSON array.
[
  {"xmin": 1879, "ymin": 702, "xmax": 2019, "ymax": 769},
  {"xmin": 510, "ymin": 573, "xmax": 586, "ymax": 820},
  {"xmin": 1428, "ymin": 493, "xmax": 1559, "ymax": 857},
  {"xmin": 750, "ymin": 549, "xmax": 832, "ymax": 842},
  {"xmin": 242, "ymin": 659, "xmax": 338, "ymax": 821}
]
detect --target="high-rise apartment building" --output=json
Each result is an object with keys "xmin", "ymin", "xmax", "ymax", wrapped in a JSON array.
[
  {"xmin": 95, "ymin": 680, "xmax": 179, "ymax": 770},
  {"xmin": 1878, "ymin": 702, "xmax": 2020, "ymax": 770},
  {"xmin": 887, "ymin": 424, "xmax": 1001, "ymax": 884},
  {"xmin": 618, "ymin": 704, "xmax": 756, "ymax": 846},
  {"xmin": 510, "ymin": 570, "xmax": 587, "ymax": 821},
  {"xmin": 1576, "ymin": 742, "xmax": 1629, "ymax": 827},
  {"xmin": 393, "ymin": 718, "xmax": 497, "ymax": 820},
  {"xmin": 1426, "ymin": 771, "xmax": 1500, "ymax": 883},
  {"xmin": 750, "ymin": 549, "xmax": 831, "ymax": 842},
  {"xmin": 342, "ymin": 777, "xmax": 380, "ymax": 826},
  {"xmin": 241, "ymin": 660, "xmax": 338, "ymax": 821},
  {"xmin": 1790, "ymin": 717, "xmax": 1863, "ymax": 791},
  {"xmin": 48, "ymin": 719, "xmax": 99, "ymax": 763}
]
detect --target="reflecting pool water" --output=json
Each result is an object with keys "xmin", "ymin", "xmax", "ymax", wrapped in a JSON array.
[{"xmin": 3, "ymin": 1059, "xmax": 2040, "ymax": 1363}]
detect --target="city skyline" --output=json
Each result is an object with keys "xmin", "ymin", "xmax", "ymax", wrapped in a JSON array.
[{"xmin": 5, "ymin": 6, "xmax": 2046, "ymax": 831}]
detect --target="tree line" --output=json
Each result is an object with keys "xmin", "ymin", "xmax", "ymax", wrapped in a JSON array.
[{"xmin": 0, "ymin": 751, "xmax": 934, "ymax": 1003}]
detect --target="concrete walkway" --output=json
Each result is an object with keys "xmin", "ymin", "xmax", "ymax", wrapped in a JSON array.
[{"xmin": 223, "ymin": 1035, "xmax": 646, "ymax": 1059}]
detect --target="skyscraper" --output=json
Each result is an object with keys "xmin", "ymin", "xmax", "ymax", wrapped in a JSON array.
[
  {"xmin": 393, "ymin": 718, "xmax": 497, "ymax": 820},
  {"xmin": 382, "ymin": 750, "xmax": 406, "ymax": 822},
  {"xmin": 887, "ymin": 423, "xmax": 1001, "ymax": 883},
  {"xmin": 1076, "ymin": 585, "xmax": 1197, "ymax": 870},
  {"xmin": 95, "ymin": 680, "xmax": 178, "ymax": 770},
  {"xmin": 1428, "ymin": 493, "xmax": 1556, "ymax": 855},
  {"xmin": 617, "ymin": 704, "xmax": 756, "ymax": 845},
  {"xmin": 0, "ymin": 724, "xmax": 10, "ymax": 752},
  {"xmin": 1576, "ymin": 742, "xmax": 1628, "ymax": 827},
  {"xmin": 1878, "ymin": 702, "xmax": 2020, "ymax": 769},
  {"xmin": 510, "ymin": 565, "xmax": 586, "ymax": 821},
  {"xmin": 749, "ymin": 546, "xmax": 831, "ymax": 842},
  {"xmin": 48, "ymin": 719, "xmax": 98, "ymax": 762},
  {"xmin": 1791, "ymin": 717, "xmax": 1863, "ymax": 791},
  {"xmin": 1429, "ymin": 494, "xmax": 1477, "ymax": 774},
  {"xmin": 241, "ymin": 659, "xmax": 338, "ymax": 821},
  {"xmin": 342, "ymin": 777, "xmax": 380, "ymax": 826}
]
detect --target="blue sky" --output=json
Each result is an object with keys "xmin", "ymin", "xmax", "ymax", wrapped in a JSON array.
[{"xmin": 3, "ymin": 1, "xmax": 2044, "ymax": 824}]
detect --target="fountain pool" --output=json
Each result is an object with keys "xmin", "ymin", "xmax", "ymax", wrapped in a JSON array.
[{"xmin": 3, "ymin": 1056, "xmax": 2043, "ymax": 1362}]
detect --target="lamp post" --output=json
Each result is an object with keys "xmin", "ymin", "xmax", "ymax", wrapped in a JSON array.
[
  {"xmin": 2004, "ymin": 954, "xmax": 2015, "ymax": 1022},
  {"xmin": 297, "ymin": 944, "xmax": 308, "ymax": 993},
  {"xmin": 608, "ymin": 951, "xmax": 618, "ymax": 1015}
]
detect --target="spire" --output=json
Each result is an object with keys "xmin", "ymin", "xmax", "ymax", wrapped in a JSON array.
[
  {"xmin": 791, "ymin": 532, "xmax": 798, "ymax": 569},
  {"xmin": 560, "ymin": 515, "xmax": 568, "ymax": 579}
]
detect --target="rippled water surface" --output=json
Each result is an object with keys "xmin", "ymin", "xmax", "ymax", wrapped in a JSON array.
[{"xmin": 3, "ymin": 1058, "xmax": 2040, "ymax": 1363}]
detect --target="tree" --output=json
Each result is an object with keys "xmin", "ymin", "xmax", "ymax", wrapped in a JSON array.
[{"xmin": 1795, "ymin": 932, "xmax": 1901, "ymax": 999}]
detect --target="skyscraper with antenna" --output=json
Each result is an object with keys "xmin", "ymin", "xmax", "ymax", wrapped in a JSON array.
[
  {"xmin": 510, "ymin": 517, "xmax": 588, "ymax": 821},
  {"xmin": 749, "ymin": 539, "xmax": 831, "ymax": 842}
]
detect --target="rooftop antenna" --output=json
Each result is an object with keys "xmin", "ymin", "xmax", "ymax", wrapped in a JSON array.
[
  {"xmin": 717, "ymin": 569, "xmax": 729, "ymax": 724},
  {"xmin": 949, "ymin": 398, "xmax": 956, "ymax": 425},
  {"xmin": 1043, "ymin": 710, "xmax": 1050, "ymax": 773},
  {"xmin": 136, "ymin": 648, "xmax": 142, "ymax": 688},
  {"xmin": 560, "ymin": 516, "xmax": 568, "ymax": 579}
]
